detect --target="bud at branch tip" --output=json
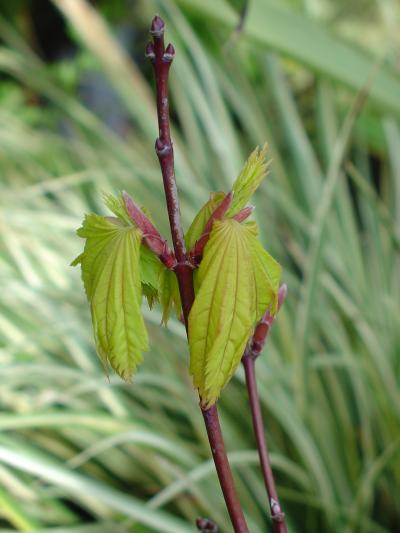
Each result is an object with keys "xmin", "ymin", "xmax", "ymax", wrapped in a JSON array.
[{"xmin": 150, "ymin": 15, "xmax": 165, "ymax": 37}]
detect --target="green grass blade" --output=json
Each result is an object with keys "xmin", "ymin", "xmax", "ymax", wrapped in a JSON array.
[
  {"xmin": 0, "ymin": 445, "xmax": 193, "ymax": 533},
  {"xmin": 175, "ymin": 0, "xmax": 400, "ymax": 114}
]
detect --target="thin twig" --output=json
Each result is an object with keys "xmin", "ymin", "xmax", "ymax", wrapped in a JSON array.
[
  {"xmin": 242, "ymin": 285, "xmax": 288, "ymax": 532},
  {"xmin": 147, "ymin": 16, "xmax": 249, "ymax": 532}
]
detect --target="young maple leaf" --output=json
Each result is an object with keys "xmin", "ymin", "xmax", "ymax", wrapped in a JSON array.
[
  {"xmin": 189, "ymin": 219, "xmax": 281, "ymax": 407},
  {"xmin": 72, "ymin": 213, "xmax": 148, "ymax": 381}
]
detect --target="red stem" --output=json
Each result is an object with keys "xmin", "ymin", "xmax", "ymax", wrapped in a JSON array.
[
  {"xmin": 148, "ymin": 16, "xmax": 248, "ymax": 532},
  {"xmin": 202, "ymin": 406, "xmax": 249, "ymax": 532},
  {"xmin": 242, "ymin": 285, "xmax": 288, "ymax": 532}
]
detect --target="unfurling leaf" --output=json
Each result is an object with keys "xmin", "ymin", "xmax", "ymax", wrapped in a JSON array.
[
  {"xmin": 140, "ymin": 244, "xmax": 182, "ymax": 322},
  {"xmin": 72, "ymin": 214, "xmax": 148, "ymax": 381},
  {"xmin": 104, "ymin": 191, "xmax": 175, "ymax": 268},
  {"xmin": 232, "ymin": 205, "xmax": 254, "ymax": 223},
  {"xmin": 190, "ymin": 192, "xmax": 233, "ymax": 263},
  {"xmin": 227, "ymin": 144, "xmax": 269, "ymax": 217},
  {"xmin": 243, "ymin": 220, "xmax": 259, "ymax": 236},
  {"xmin": 159, "ymin": 267, "xmax": 182, "ymax": 324},
  {"xmin": 123, "ymin": 192, "xmax": 176, "ymax": 268},
  {"xmin": 246, "ymin": 228, "xmax": 281, "ymax": 316},
  {"xmin": 103, "ymin": 192, "xmax": 165, "ymax": 307},
  {"xmin": 185, "ymin": 192, "xmax": 226, "ymax": 251},
  {"xmin": 189, "ymin": 220, "xmax": 255, "ymax": 406},
  {"xmin": 189, "ymin": 219, "xmax": 281, "ymax": 406},
  {"xmin": 103, "ymin": 191, "xmax": 132, "ymax": 225},
  {"xmin": 140, "ymin": 245, "xmax": 162, "ymax": 308}
]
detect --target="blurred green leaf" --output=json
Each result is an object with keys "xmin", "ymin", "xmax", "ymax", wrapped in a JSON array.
[
  {"xmin": 176, "ymin": 0, "xmax": 400, "ymax": 114},
  {"xmin": 0, "ymin": 445, "xmax": 193, "ymax": 533}
]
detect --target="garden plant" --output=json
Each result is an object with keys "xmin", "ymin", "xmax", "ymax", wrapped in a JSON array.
[
  {"xmin": 1, "ymin": 1, "xmax": 399, "ymax": 532},
  {"xmin": 73, "ymin": 16, "xmax": 287, "ymax": 533}
]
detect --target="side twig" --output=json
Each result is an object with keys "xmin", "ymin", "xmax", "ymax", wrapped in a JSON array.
[
  {"xmin": 242, "ymin": 285, "xmax": 288, "ymax": 533},
  {"xmin": 147, "ymin": 16, "xmax": 249, "ymax": 533}
]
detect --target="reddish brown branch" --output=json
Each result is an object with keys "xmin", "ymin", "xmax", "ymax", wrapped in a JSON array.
[
  {"xmin": 242, "ymin": 285, "xmax": 288, "ymax": 532},
  {"xmin": 147, "ymin": 16, "xmax": 194, "ymax": 323},
  {"xmin": 202, "ymin": 406, "xmax": 249, "ymax": 532},
  {"xmin": 147, "ymin": 19, "xmax": 184, "ymax": 261},
  {"xmin": 147, "ymin": 16, "xmax": 248, "ymax": 532}
]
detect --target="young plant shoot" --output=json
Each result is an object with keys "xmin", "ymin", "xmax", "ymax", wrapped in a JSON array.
[
  {"xmin": 73, "ymin": 16, "xmax": 286, "ymax": 533},
  {"xmin": 73, "ymin": 149, "xmax": 280, "ymax": 394}
]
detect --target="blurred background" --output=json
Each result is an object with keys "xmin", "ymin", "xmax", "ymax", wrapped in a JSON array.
[{"xmin": 0, "ymin": 0, "xmax": 399, "ymax": 532}]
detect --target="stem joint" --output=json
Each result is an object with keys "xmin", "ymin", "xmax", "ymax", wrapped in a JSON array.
[{"xmin": 155, "ymin": 139, "xmax": 172, "ymax": 157}]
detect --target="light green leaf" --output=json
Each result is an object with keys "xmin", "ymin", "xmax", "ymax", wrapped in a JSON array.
[
  {"xmin": 140, "ymin": 245, "xmax": 162, "ymax": 308},
  {"xmin": 102, "ymin": 191, "xmax": 131, "ymax": 226},
  {"xmin": 189, "ymin": 219, "xmax": 255, "ymax": 406},
  {"xmin": 244, "ymin": 220, "xmax": 259, "ymax": 236},
  {"xmin": 72, "ymin": 214, "xmax": 148, "ymax": 380},
  {"xmin": 159, "ymin": 268, "xmax": 182, "ymax": 324},
  {"xmin": 189, "ymin": 219, "xmax": 281, "ymax": 406},
  {"xmin": 245, "ymin": 225, "xmax": 282, "ymax": 316},
  {"xmin": 185, "ymin": 191, "xmax": 225, "ymax": 251},
  {"xmin": 103, "ymin": 192, "xmax": 163, "ymax": 307},
  {"xmin": 227, "ymin": 144, "xmax": 269, "ymax": 216}
]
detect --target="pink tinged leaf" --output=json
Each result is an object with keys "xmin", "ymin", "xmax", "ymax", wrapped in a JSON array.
[
  {"xmin": 190, "ymin": 192, "xmax": 233, "ymax": 262},
  {"xmin": 203, "ymin": 191, "xmax": 233, "ymax": 233},
  {"xmin": 123, "ymin": 190, "xmax": 158, "ymax": 235},
  {"xmin": 123, "ymin": 191, "xmax": 176, "ymax": 269},
  {"xmin": 232, "ymin": 205, "xmax": 254, "ymax": 223},
  {"xmin": 190, "ymin": 233, "xmax": 210, "ymax": 263}
]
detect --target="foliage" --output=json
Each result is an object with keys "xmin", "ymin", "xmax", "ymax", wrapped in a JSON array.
[
  {"xmin": 227, "ymin": 144, "xmax": 269, "ymax": 216},
  {"xmin": 189, "ymin": 219, "xmax": 281, "ymax": 406},
  {"xmin": 0, "ymin": 0, "xmax": 399, "ymax": 532},
  {"xmin": 72, "ymin": 213, "xmax": 148, "ymax": 381},
  {"xmin": 73, "ymin": 143, "xmax": 280, "ymax": 401},
  {"xmin": 185, "ymin": 192, "xmax": 225, "ymax": 251}
]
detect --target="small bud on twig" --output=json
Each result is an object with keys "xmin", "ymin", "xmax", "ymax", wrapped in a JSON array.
[
  {"xmin": 150, "ymin": 15, "xmax": 165, "ymax": 37},
  {"xmin": 270, "ymin": 498, "xmax": 285, "ymax": 522},
  {"xmin": 145, "ymin": 42, "xmax": 155, "ymax": 61},
  {"xmin": 155, "ymin": 138, "xmax": 171, "ymax": 157},
  {"xmin": 163, "ymin": 43, "xmax": 175, "ymax": 62},
  {"xmin": 196, "ymin": 517, "xmax": 219, "ymax": 532}
]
